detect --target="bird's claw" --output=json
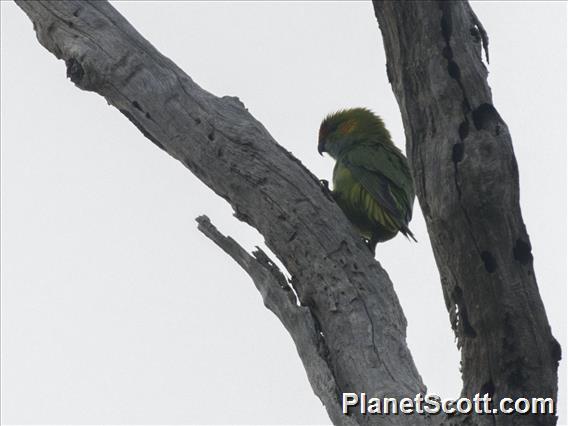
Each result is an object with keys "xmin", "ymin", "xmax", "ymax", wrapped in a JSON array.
[{"xmin": 319, "ymin": 179, "xmax": 335, "ymax": 202}]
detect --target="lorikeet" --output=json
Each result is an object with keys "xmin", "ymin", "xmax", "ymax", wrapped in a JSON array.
[{"xmin": 318, "ymin": 108, "xmax": 416, "ymax": 252}]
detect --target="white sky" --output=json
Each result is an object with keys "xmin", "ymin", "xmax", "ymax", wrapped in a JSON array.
[{"xmin": 1, "ymin": 1, "xmax": 566, "ymax": 424}]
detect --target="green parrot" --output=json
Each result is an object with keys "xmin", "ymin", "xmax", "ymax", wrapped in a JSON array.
[{"xmin": 317, "ymin": 108, "xmax": 416, "ymax": 252}]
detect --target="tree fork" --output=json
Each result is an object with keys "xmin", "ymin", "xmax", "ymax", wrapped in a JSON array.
[{"xmin": 15, "ymin": 1, "xmax": 560, "ymax": 425}]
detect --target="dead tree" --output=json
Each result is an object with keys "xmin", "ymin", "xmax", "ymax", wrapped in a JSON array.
[
  {"xmin": 372, "ymin": 2, "xmax": 560, "ymax": 425},
  {"xmin": 16, "ymin": 1, "xmax": 559, "ymax": 425}
]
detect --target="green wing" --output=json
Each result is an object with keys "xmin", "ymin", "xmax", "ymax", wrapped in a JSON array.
[{"xmin": 340, "ymin": 142, "xmax": 415, "ymax": 227}]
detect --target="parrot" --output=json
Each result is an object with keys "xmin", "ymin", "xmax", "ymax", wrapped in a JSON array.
[{"xmin": 317, "ymin": 107, "xmax": 416, "ymax": 253}]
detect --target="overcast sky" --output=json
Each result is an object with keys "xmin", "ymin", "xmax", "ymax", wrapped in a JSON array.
[{"xmin": 1, "ymin": 1, "xmax": 566, "ymax": 425}]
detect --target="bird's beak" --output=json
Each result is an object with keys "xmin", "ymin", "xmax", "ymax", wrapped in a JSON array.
[{"xmin": 317, "ymin": 140, "xmax": 325, "ymax": 156}]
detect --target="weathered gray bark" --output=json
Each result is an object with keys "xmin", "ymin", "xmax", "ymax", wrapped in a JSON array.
[
  {"xmin": 195, "ymin": 215, "xmax": 359, "ymax": 426},
  {"xmin": 15, "ymin": 1, "xmax": 560, "ymax": 425},
  {"xmin": 373, "ymin": 2, "xmax": 560, "ymax": 425},
  {"xmin": 15, "ymin": 1, "xmax": 427, "ymax": 425}
]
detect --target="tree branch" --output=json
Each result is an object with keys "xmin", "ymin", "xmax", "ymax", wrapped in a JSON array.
[
  {"xmin": 374, "ymin": 2, "xmax": 560, "ymax": 425},
  {"xmin": 16, "ymin": 1, "xmax": 426, "ymax": 424},
  {"xmin": 196, "ymin": 215, "xmax": 357, "ymax": 426}
]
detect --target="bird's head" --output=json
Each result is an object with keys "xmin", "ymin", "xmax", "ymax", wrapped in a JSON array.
[{"xmin": 318, "ymin": 107, "xmax": 391, "ymax": 159}]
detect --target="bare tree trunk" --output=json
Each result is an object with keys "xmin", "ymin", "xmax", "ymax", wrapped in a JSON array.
[
  {"xmin": 373, "ymin": 2, "xmax": 560, "ymax": 425},
  {"xmin": 14, "ymin": 1, "xmax": 559, "ymax": 425},
  {"xmin": 14, "ymin": 1, "xmax": 426, "ymax": 425}
]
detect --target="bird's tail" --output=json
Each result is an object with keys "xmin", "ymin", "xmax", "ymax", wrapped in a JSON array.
[{"xmin": 400, "ymin": 225, "xmax": 417, "ymax": 242}]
